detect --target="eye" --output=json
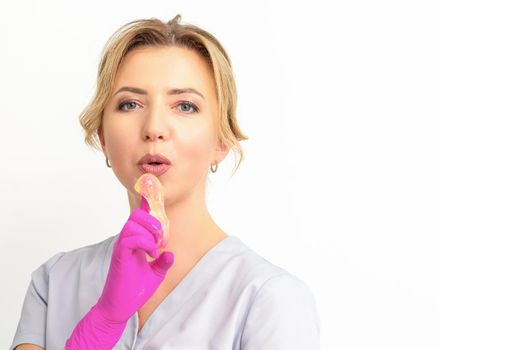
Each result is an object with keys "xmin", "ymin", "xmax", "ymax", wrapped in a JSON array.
[
  {"xmin": 177, "ymin": 101, "xmax": 200, "ymax": 114},
  {"xmin": 117, "ymin": 100, "xmax": 140, "ymax": 112},
  {"xmin": 116, "ymin": 100, "xmax": 199, "ymax": 114}
]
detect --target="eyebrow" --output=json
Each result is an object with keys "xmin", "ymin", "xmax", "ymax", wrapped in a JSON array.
[{"xmin": 113, "ymin": 86, "xmax": 205, "ymax": 100}]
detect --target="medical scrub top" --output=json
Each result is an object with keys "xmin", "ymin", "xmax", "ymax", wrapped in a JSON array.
[{"xmin": 11, "ymin": 234, "xmax": 321, "ymax": 350}]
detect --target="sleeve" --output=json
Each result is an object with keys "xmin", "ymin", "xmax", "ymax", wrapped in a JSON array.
[
  {"xmin": 10, "ymin": 251, "xmax": 65, "ymax": 350},
  {"xmin": 240, "ymin": 273, "xmax": 322, "ymax": 350}
]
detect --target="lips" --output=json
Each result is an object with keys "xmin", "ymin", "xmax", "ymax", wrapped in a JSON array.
[
  {"xmin": 137, "ymin": 153, "xmax": 172, "ymax": 176},
  {"xmin": 138, "ymin": 153, "xmax": 172, "ymax": 165},
  {"xmin": 138, "ymin": 163, "xmax": 171, "ymax": 176}
]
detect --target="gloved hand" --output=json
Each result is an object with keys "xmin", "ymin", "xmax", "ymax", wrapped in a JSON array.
[{"xmin": 65, "ymin": 196, "xmax": 174, "ymax": 349}]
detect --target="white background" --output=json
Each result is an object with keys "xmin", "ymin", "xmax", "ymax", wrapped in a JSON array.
[{"xmin": 0, "ymin": 0, "xmax": 522, "ymax": 349}]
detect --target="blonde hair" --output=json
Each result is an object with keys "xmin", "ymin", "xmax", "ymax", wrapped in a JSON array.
[{"xmin": 79, "ymin": 14, "xmax": 248, "ymax": 176}]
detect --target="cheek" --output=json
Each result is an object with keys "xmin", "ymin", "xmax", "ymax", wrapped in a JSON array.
[
  {"xmin": 176, "ymin": 127, "xmax": 215, "ymax": 167},
  {"xmin": 106, "ymin": 130, "xmax": 132, "ymax": 160},
  {"xmin": 103, "ymin": 123, "xmax": 135, "ymax": 182}
]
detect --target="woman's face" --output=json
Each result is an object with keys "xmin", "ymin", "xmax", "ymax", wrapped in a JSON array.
[{"xmin": 98, "ymin": 45, "xmax": 228, "ymax": 207}]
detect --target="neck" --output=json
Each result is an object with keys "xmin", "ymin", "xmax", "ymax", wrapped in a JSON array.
[{"xmin": 127, "ymin": 183, "xmax": 227, "ymax": 257}]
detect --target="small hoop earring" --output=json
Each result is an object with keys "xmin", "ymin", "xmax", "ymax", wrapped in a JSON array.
[
  {"xmin": 106, "ymin": 157, "xmax": 111, "ymax": 168},
  {"xmin": 210, "ymin": 161, "xmax": 218, "ymax": 173}
]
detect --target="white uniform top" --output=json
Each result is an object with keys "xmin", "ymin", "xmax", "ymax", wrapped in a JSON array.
[{"xmin": 11, "ymin": 234, "xmax": 321, "ymax": 350}]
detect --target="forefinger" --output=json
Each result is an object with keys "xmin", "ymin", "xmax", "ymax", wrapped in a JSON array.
[{"xmin": 130, "ymin": 206, "xmax": 163, "ymax": 243}]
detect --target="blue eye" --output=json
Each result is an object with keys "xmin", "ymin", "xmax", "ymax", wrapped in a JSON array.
[
  {"xmin": 118, "ymin": 100, "xmax": 139, "ymax": 112},
  {"xmin": 178, "ymin": 101, "xmax": 200, "ymax": 113},
  {"xmin": 116, "ymin": 100, "xmax": 200, "ymax": 114}
]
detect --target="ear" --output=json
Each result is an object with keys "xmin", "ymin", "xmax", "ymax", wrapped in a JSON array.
[
  {"xmin": 214, "ymin": 138, "xmax": 230, "ymax": 164},
  {"xmin": 97, "ymin": 125, "xmax": 106, "ymax": 153}
]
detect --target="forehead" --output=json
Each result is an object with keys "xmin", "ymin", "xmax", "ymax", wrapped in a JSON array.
[{"xmin": 113, "ymin": 46, "xmax": 216, "ymax": 99}]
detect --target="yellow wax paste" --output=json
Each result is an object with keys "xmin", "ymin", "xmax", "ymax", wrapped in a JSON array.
[{"xmin": 134, "ymin": 173, "xmax": 170, "ymax": 248}]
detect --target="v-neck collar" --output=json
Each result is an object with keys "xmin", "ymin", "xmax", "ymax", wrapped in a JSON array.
[{"xmin": 101, "ymin": 234, "xmax": 245, "ymax": 348}]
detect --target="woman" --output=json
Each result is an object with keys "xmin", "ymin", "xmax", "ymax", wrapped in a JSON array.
[{"xmin": 11, "ymin": 14, "xmax": 321, "ymax": 350}]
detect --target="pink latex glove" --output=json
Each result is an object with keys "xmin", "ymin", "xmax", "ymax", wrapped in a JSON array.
[{"xmin": 65, "ymin": 196, "xmax": 174, "ymax": 349}]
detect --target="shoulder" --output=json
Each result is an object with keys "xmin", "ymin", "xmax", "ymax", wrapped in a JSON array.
[
  {"xmin": 224, "ymin": 236, "xmax": 321, "ymax": 325},
  {"xmin": 228, "ymin": 239, "xmax": 321, "ymax": 349},
  {"xmin": 246, "ymin": 273, "xmax": 320, "ymax": 327},
  {"xmin": 31, "ymin": 234, "xmax": 117, "ymax": 288},
  {"xmin": 224, "ymin": 236, "xmax": 317, "ymax": 295},
  {"xmin": 222, "ymin": 236, "xmax": 299, "ymax": 288}
]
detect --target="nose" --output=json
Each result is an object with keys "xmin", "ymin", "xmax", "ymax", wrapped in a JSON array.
[
  {"xmin": 142, "ymin": 101, "xmax": 169, "ymax": 142},
  {"xmin": 144, "ymin": 128, "xmax": 165, "ymax": 141}
]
